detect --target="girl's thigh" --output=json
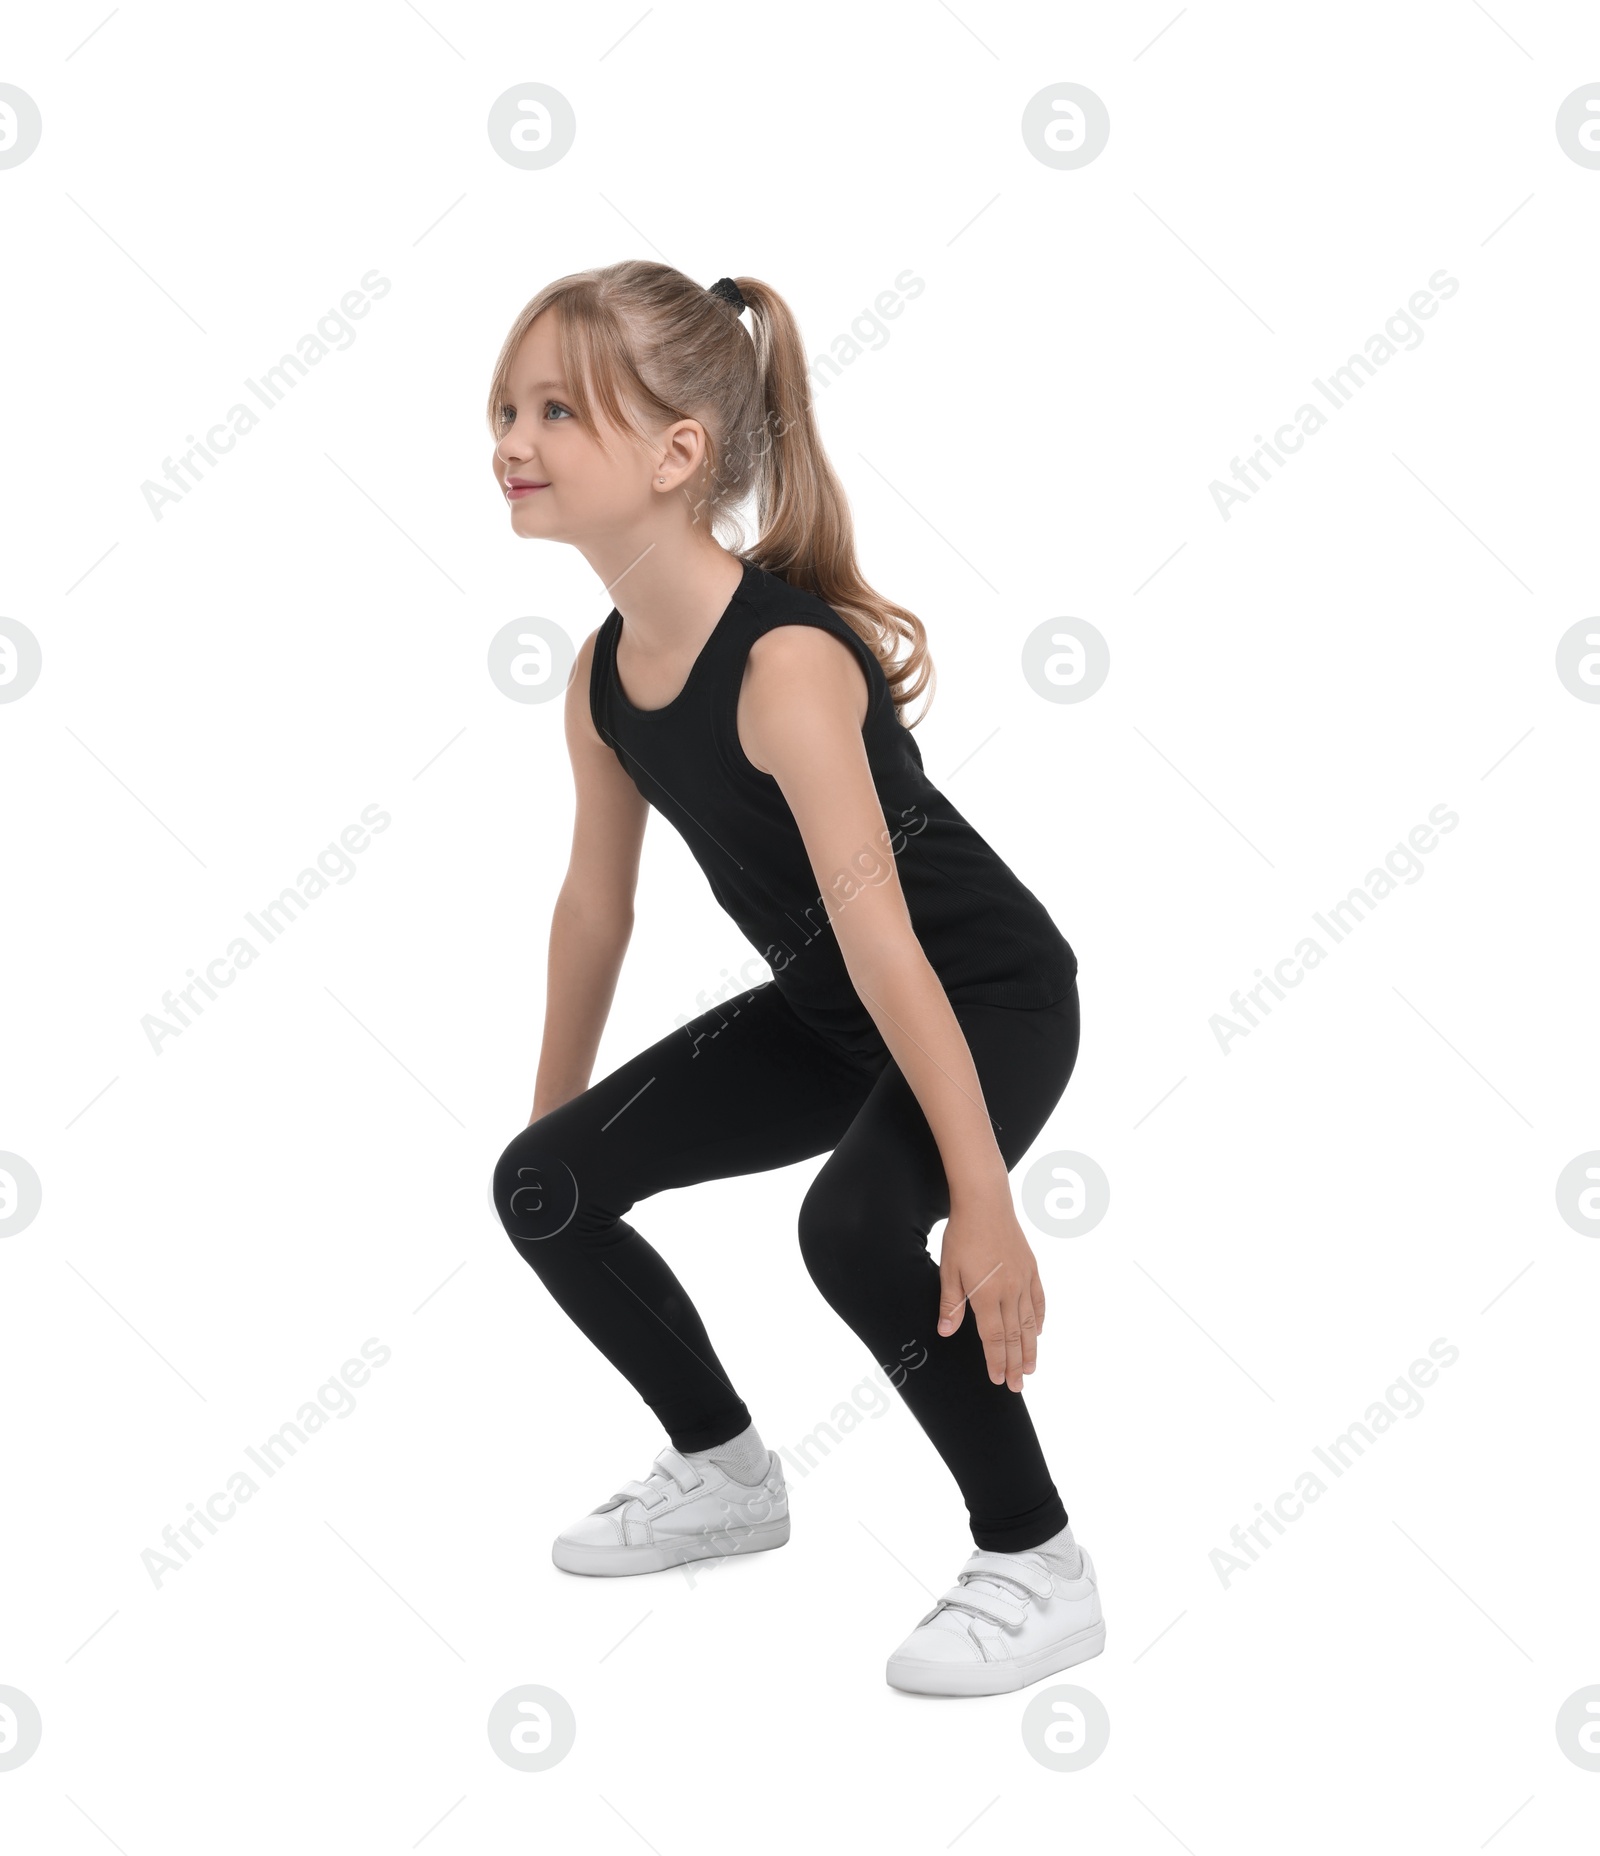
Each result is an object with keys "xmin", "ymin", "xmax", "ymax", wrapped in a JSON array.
[
  {"xmin": 813, "ymin": 982, "xmax": 1081, "ymax": 1229},
  {"xmin": 494, "ymin": 980, "xmax": 882, "ymax": 1237},
  {"xmin": 958, "ymin": 983, "xmax": 1081, "ymax": 1172}
]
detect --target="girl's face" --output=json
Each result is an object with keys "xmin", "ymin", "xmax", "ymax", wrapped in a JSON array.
[{"xmin": 492, "ymin": 313, "xmax": 657, "ymax": 543}]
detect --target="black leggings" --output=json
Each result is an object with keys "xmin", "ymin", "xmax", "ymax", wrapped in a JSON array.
[{"xmin": 491, "ymin": 977, "xmax": 1081, "ymax": 1552}]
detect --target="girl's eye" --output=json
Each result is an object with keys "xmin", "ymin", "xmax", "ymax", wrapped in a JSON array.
[
  {"xmin": 496, "ymin": 404, "xmax": 515, "ymax": 429},
  {"xmin": 544, "ymin": 401, "xmax": 572, "ymax": 421}
]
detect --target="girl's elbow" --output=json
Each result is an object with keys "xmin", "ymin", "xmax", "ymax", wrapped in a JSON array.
[{"xmin": 842, "ymin": 924, "xmax": 931, "ymax": 993}]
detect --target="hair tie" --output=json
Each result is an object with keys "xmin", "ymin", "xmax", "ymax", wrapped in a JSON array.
[{"xmin": 708, "ymin": 276, "xmax": 747, "ymax": 314}]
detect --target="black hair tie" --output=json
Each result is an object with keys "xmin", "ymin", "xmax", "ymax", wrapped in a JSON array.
[{"xmin": 708, "ymin": 276, "xmax": 747, "ymax": 314}]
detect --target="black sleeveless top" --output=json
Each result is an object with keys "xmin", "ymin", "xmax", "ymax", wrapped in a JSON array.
[{"xmin": 589, "ymin": 556, "xmax": 1077, "ymax": 1062}]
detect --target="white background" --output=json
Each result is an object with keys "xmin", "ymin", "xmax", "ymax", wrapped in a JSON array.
[{"xmin": 3, "ymin": 1, "xmax": 1598, "ymax": 1848}]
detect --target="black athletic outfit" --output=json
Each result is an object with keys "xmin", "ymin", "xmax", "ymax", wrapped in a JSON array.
[{"xmin": 492, "ymin": 557, "xmax": 1081, "ymax": 1551}]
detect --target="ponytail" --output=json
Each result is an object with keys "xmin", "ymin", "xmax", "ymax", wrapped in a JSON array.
[{"xmin": 732, "ymin": 276, "xmax": 933, "ymax": 723}]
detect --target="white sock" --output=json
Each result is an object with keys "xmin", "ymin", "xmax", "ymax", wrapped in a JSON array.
[
  {"xmin": 1020, "ymin": 1520, "xmax": 1083, "ymax": 1579},
  {"xmin": 684, "ymin": 1419, "xmax": 769, "ymax": 1487}
]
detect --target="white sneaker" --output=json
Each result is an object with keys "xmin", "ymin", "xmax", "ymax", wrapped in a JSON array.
[
  {"xmin": 551, "ymin": 1442, "xmax": 790, "ymax": 1576},
  {"xmin": 885, "ymin": 1543, "xmax": 1106, "ymax": 1696}
]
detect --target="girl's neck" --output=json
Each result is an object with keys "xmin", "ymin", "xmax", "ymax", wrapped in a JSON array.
[{"xmin": 588, "ymin": 540, "xmax": 746, "ymax": 658}]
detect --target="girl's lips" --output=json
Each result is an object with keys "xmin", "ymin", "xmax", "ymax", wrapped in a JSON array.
[{"xmin": 506, "ymin": 482, "xmax": 548, "ymax": 500}]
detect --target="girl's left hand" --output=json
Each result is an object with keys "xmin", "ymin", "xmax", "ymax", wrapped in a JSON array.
[{"xmin": 935, "ymin": 1185, "xmax": 1047, "ymax": 1391}]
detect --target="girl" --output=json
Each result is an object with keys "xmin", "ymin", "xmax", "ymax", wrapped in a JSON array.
[{"xmin": 488, "ymin": 262, "xmax": 1104, "ymax": 1697}]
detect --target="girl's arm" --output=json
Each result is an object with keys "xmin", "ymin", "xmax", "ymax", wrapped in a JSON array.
[
  {"xmin": 739, "ymin": 625, "xmax": 1046, "ymax": 1395},
  {"xmin": 530, "ymin": 629, "xmax": 650, "ymax": 1123}
]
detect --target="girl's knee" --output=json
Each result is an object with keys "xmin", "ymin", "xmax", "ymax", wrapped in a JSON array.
[
  {"xmin": 492, "ymin": 1124, "xmax": 584, "ymax": 1247},
  {"xmin": 796, "ymin": 1176, "xmax": 876, "ymax": 1287}
]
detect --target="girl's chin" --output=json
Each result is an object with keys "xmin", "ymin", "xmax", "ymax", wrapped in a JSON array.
[{"xmin": 510, "ymin": 506, "xmax": 559, "ymax": 539}]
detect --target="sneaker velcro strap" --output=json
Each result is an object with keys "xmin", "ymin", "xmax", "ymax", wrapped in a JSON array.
[
  {"xmin": 602, "ymin": 1479, "xmax": 654, "ymax": 1509},
  {"xmin": 962, "ymin": 1551, "xmax": 1056, "ymax": 1598},
  {"xmin": 655, "ymin": 1447, "xmax": 705, "ymax": 1494},
  {"xmin": 600, "ymin": 1446, "xmax": 706, "ymax": 1513},
  {"xmin": 933, "ymin": 1581, "xmax": 1028, "ymax": 1629}
]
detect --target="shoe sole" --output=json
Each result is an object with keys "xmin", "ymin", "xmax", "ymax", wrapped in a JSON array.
[
  {"xmin": 552, "ymin": 1512, "xmax": 790, "ymax": 1577},
  {"xmin": 885, "ymin": 1616, "xmax": 1106, "ymax": 1697}
]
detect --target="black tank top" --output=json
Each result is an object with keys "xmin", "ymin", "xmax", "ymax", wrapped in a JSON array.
[{"xmin": 589, "ymin": 556, "xmax": 1077, "ymax": 1062}]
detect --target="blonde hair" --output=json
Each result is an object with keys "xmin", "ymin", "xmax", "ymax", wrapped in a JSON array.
[{"xmin": 485, "ymin": 260, "xmax": 934, "ymax": 725}]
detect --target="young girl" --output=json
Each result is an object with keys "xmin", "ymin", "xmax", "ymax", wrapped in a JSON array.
[{"xmin": 488, "ymin": 262, "xmax": 1104, "ymax": 1697}]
